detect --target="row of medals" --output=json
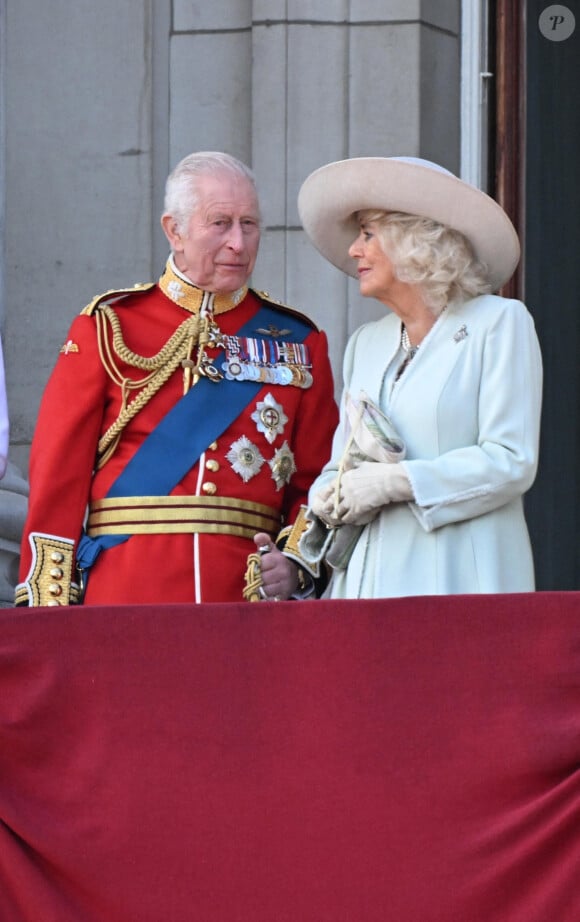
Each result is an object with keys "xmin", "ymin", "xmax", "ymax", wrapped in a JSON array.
[
  {"xmin": 222, "ymin": 356, "xmax": 313, "ymax": 388},
  {"xmin": 198, "ymin": 325, "xmax": 314, "ymax": 389}
]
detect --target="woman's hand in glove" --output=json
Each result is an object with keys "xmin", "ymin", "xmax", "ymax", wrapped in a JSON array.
[
  {"xmin": 335, "ymin": 462, "xmax": 413, "ymax": 525},
  {"xmin": 310, "ymin": 481, "xmax": 342, "ymax": 527}
]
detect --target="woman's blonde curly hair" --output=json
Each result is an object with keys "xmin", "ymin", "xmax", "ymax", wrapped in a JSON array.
[{"xmin": 357, "ymin": 210, "xmax": 492, "ymax": 314}]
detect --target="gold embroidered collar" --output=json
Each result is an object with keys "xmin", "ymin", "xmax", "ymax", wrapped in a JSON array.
[{"xmin": 158, "ymin": 255, "xmax": 248, "ymax": 315}]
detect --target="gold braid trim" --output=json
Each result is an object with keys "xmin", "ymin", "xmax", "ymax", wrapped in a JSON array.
[
  {"xmin": 280, "ymin": 505, "xmax": 321, "ymax": 579},
  {"xmin": 243, "ymin": 552, "xmax": 264, "ymax": 603},
  {"xmin": 15, "ymin": 533, "xmax": 81, "ymax": 607},
  {"xmin": 95, "ymin": 306, "xmax": 201, "ymax": 468}
]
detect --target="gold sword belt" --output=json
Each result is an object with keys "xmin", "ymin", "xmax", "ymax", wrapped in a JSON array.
[{"xmin": 87, "ymin": 495, "xmax": 281, "ymax": 540}]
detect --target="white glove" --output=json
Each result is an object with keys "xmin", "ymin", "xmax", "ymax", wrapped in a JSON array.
[
  {"xmin": 335, "ymin": 462, "xmax": 413, "ymax": 525},
  {"xmin": 310, "ymin": 481, "xmax": 342, "ymax": 527}
]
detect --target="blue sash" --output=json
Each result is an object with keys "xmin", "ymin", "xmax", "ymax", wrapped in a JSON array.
[{"xmin": 76, "ymin": 303, "xmax": 312, "ymax": 572}]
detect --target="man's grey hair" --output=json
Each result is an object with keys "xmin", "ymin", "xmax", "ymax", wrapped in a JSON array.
[{"xmin": 163, "ymin": 151, "xmax": 259, "ymax": 232}]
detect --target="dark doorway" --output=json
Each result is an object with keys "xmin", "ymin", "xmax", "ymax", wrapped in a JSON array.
[{"xmin": 493, "ymin": 0, "xmax": 580, "ymax": 590}]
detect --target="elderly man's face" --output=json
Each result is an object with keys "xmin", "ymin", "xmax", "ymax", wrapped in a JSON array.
[{"xmin": 165, "ymin": 171, "xmax": 261, "ymax": 293}]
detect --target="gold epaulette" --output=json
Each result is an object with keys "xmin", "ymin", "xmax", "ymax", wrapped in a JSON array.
[
  {"xmin": 252, "ymin": 289, "xmax": 319, "ymax": 332},
  {"xmin": 80, "ymin": 282, "xmax": 156, "ymax": 316}
]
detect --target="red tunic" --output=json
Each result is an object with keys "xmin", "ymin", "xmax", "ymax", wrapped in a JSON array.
[{"xmin": 17, "ymin": 270, "xmax": 337, "ymax": 605}]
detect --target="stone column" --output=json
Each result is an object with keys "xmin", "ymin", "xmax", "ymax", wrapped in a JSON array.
[
  {"xmin": 1, "ymin": 0, "xmax": 157, "ymax": 600},
  {"xmin": 250, "ymin": 0, "xmax": 461, "ymax": 383}
]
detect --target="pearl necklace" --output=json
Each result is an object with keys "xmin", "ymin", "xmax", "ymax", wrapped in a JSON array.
[
  {"xmin": 401, "ymin": 325, "xmax": 420, "ymax": 359},
  {"xmin": 394, "ymin": 325, "xmax": 419, "ymax": 383}
]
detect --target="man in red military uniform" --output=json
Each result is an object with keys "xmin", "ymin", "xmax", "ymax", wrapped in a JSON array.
[{"xmin": 16, "ymin": 151, "xmax": 337, "ymax": 606}]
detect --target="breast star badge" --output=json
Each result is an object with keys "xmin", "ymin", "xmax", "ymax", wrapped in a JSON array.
[
  {"xmin": 269, "ymin": 441, "xmax": 297, "ymax": 490},
  {"xmin": 251, "ymin": 393, "xmax": 288, "ymax": 444},
  {"xmin": 226, "ymin": 436, "xmax": 265, "ymax": 483}
]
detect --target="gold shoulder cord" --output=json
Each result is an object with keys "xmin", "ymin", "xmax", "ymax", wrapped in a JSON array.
[{"xmin": 95, "ymin": 305, "xmax": 201, "ymax": 468}]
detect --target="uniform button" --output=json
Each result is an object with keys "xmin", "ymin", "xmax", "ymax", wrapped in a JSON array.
[
  {"xmin": 202, "ymin": 482, "xmax": 217, "ymax": 495},
  {"xmin": 208, "ymin": 441, "xmax": 218, "ymax": 451},
  {"xmin": 206, "ymin": 459, "xmax": 220, "ymax": 472},
  {"xmin": 51, "ymin": 551, "xmax": 65, "ymax": 564},
  {"xmin": 50, "ymin": 567, "xmax": 64, "ymax": 579},
  {"xmin": 49, "ymin": 583, "xmax": 63, "ymax": 596}
]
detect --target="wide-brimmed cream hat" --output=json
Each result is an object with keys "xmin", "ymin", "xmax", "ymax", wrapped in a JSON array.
[{"xmin": 297, "ymin": 156, "xmax": 520, "ymax": 291}]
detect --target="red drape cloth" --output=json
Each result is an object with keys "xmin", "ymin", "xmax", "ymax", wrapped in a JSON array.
[{"xmin": 1, "ymin": 594, "xmax": 579, "ymax": 921}]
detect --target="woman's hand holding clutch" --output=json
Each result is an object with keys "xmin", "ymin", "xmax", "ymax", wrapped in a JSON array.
[{"xmin": 335, "ymin": 462, "xmax": 413, "ymax": 525}]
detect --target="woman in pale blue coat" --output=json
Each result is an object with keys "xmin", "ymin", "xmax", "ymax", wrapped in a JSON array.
[{"xmin": 295, "ymin": 157, "xmax": 542, "ymax": 597}]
